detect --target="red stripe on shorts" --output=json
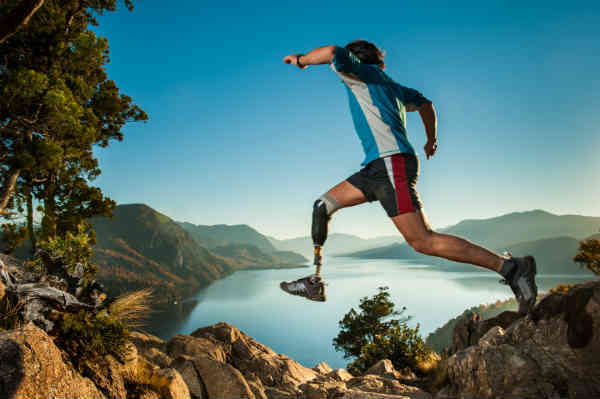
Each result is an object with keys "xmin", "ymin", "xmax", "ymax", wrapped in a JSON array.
[{"xmin": 391, "ymin": 155, "xmax": 415, "ymax": 214}]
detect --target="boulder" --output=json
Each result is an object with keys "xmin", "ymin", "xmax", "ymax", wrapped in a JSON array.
[
  {"xmin": 130, "ymin": 331, "xmax": 172, "ymax": 368},
  {"xmin": 171, "ymin": 354, "xmax": 255, "ymax": 399},
  {"xmin": 192, "ymin": 322, "xmax": 319, "ymax": 387},
  {"xmin": 365, "ymin": 359, "xmax": 401, "ymax": 379},
  {"xmin": 348, "ymin": 375, "xmax": 432, "ymax": 398},
  {"xmin": 167, "ymin": 333, "xmax": 227, "ymax": 362},
  {"xmin": 80, "ymin": 354, "xmax": 128, "ymax": 399},
  {"xmin": 0, "ymin": 322, "xmax": 106, "ymax": 399},
  {"xmin": 147, "ymin": 367, "xmax": 191, "ymax": 399},
  {"xmin": 0, "ymin": 277, "xmax": 5, "ymax": 302},
  {"xmin": 451, "ymin": 310, "xmax": 521, "ymax": 353},
  {"xmin": 342, "ymin": 390, "xmax": 431, "ymax": 399},
  {"xmin": 145, "ymin": 347, "xmax": 173, "ymax": 368},
  {"xmin": 328, "ymin": 368, "xmax": 355, "ymax": 382},
  {"xmin": 445, "ymin": 280, "xmax": 600, "ymax": 398},
  {"xmin": 299, "ymin": 378, "xmax": 348, "ymax": 399},
  {"xmin": 130, "ymin": 331, "xmax": 168, "ymax": 353},
  {"xmin": 313, "ymin": 361, "xmax": 334, "ymax": 374}
]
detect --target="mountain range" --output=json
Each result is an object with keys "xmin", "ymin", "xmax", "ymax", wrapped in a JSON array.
[
  {"xmin": 342, "ymin": 210, "xmax": 600, "ymax": 274},
  {"xmin": 267, "ymin": 233, "xmax": 401, "ymax": 258}
]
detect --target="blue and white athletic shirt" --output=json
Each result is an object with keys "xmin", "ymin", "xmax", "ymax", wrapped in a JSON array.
[{"xmin": 331, "ymin": 46, "xmax": 431, "ymax": 166}]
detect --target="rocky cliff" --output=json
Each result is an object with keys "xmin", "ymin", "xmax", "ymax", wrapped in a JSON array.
[{"xmin": 439, "ymin": 280, "xmax": 600, "ymax": 399}]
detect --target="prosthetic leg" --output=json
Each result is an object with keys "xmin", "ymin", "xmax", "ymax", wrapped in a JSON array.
[{"xmin": 280, "ymin": 194, "xmax": 340, "ymax": 302}]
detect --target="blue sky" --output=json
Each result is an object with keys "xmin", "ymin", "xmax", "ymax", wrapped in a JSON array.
[{"xmin": 91, "ymin": 1, "xmax": 600, "ymax": 239}]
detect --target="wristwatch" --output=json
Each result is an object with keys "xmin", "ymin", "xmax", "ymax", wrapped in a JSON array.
[{"xmin": 296, "ymin": 54, "xmax": 305, "ymax": 68}]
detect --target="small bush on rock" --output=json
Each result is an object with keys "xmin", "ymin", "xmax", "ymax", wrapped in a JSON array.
[
  {"xmin": 58, "ymin": 309, "xmax": 130, "ymax": 361},
  {"xmin": 334, "ymin": 287, "xmax": 432, "ymax": 376}
]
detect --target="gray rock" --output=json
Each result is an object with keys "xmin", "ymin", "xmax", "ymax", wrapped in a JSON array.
[{"xmin": 445, "ymin": 280, "xmax": 600, "ymax": 398}]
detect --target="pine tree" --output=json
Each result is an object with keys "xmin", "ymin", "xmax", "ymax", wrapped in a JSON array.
[{"xmin": 1, "ymin": 0, "xmax": 146, "ymax": 249}]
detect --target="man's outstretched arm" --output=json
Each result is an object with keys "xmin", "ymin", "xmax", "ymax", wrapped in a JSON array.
[
  {"xmin": 418, "ymin": 102, "xmax": 438, "ymax": 159},
  {"xmin": 283, "ymin": 45, "xmax": 336, "ymax": 69}
]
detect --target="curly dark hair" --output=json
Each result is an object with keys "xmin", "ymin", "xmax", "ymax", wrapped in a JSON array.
[{"xmin": 345, "ymin": 40, "xmax": 385, "ymax": 66}]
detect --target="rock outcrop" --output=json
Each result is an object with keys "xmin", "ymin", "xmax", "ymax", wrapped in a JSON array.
[
  {"xmin": 0, "ymin": 323, "xmax": 106, "ymax": 399},
  {"xmin": 124, "ymin": 322, "xmax": 433, "ymax": 399},
  {"xmin": 444, "ymin": 280, "xmax": 600, "ymax": 399}
]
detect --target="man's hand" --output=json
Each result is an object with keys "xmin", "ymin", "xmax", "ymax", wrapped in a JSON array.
[
  {"xmin": 417, "ymin": 102, "xmax": 437, "ymax": 159},
  {"xmin": 424, "ymin": 139, "xmax": 438, "ymax": 160},
  {"xmin": 283, "ymin": 54, "xmax": 307, "ymax": 69}
]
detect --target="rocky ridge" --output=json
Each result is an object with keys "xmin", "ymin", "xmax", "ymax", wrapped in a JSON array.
[{"xmin": 440, "ymin": 280, "xmax": 600, "ymax": 399}]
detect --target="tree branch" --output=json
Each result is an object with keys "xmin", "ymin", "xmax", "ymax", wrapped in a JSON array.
[
  {"xmin": 0, "ymin": 168, "xmax": 21, "ymax": 215},
  {"xmin": 0, "ymin": 0, "xmax": 46, "ymax": 44}
]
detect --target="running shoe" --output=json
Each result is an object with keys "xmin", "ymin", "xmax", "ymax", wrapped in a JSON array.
[
  {"xmin": 500, "ymin": 255, "xmax": 538, "ymax": 314},
  {"xmin": 280, "ymin": 274, "xmax": 327, "ymax": 302}
]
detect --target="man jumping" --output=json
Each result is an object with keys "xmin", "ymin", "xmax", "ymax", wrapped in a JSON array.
[{"xmin": 279, "ymin": 41, "xmax": 537, "ymax": 314}]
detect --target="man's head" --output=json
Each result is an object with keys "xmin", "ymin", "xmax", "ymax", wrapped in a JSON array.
[{"xmin": 345, "ymin": 40, "xmax": 385, "ymax": 69}]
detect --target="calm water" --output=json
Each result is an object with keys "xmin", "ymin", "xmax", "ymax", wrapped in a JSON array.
[{"xmin": 143, "ymin": 257, "xmax": 596, "ymax": 369}]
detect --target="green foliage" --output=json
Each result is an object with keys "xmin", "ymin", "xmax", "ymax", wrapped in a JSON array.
[
  {"xmin": 31, "ymin": 222, "xmax": 97, "ymax": 279},
  {"xmin": 58, "ymin": 309, "xmax": 130, "ymax": 361},
  {"xmin": 1, "ymin": 222, "xmax": 27, "ymax": 253},
  {"xmin": 333, "ymin": 287, "xmax": 430, "ymax": 375},
  {"xmin": 348, "ymin": 323, "xmax": 429, "ymax": 376},
  {"xmin": 574, "ymin": 239, "xmax": 600, "ymax": 276},
  {"xmin": 1, "ymin": 0, "xmax": 146, "ymax": 241}
]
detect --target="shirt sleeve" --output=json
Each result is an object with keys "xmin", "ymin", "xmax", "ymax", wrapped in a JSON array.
[
  {"xmin": 331, "ymin": 46, "xmax": 377, "ymax": 82},
  {"xmin": 396, "ymin": 84, "xmax": 431, "ymax": 108}
]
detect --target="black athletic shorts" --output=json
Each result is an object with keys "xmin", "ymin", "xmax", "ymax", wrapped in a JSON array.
[{"xmin": 347, "ymin": 153, "xmax": 422, "ymax": 217}]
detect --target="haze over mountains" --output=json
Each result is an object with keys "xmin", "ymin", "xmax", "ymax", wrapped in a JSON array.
[
  {"xmin": 344, "ymin": 210, "xmax": 600, "ymax": 274},
  {"xmin": 268, "ymin": 233, "xmax": 401, "ymax": 258},
  {"xmin": 88, "ymin": 204, "xmax": 308, "ymax": 300}
]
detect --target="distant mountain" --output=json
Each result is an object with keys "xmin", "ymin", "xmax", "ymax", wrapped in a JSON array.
[
  {"xmin": 91, "ymin": 204, "xmax": 307, "ymax": 301},
  {"xmin": 437, "ymin": 210, "xmax": 600, "ymax": 249},
  {"xmin": 91, "ymin": 204, "xmax": 234, "ymax": 300},
  {"xmin": 178, "ymin": 222, "xmax": 307, "ymax": 265},
  {"xmin": 344, "ymin": 210, "xmax": 600, "ymax": 275},
  {"xmin": 212, "ymin": 244, "xmax": 308, "ymax": 269},
  {"xmin": 502, "ymin": 236, "xmax": 590, "ymax": 275},
  {"xmin": 178, "ymin": 222, "xmax": 277, "ymax": 253},
  {"xmin": 268, "ymin": 233, "xmax": 401, "ymax": 258}
]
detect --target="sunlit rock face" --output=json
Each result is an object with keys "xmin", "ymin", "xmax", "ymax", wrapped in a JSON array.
[
  {"xmin": 445, "ymin": 280, "xmax": 600, "ymax": 399},
  {"xmin": 0, "ymin": 323, "xmax": 106, "ymax": 399}
]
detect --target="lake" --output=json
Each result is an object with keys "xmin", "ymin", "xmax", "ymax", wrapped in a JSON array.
[{"xmin": 143, "ymin": 256, "xmax": 596, "ymax": 370}]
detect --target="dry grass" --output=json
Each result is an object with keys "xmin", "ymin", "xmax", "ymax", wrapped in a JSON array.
[
  {"xmin": 0, "ymin": 295, "xmax": 24, "ymax": 330},
  {"xmin": 415, "ymin": 351, "xmax": 441, "ymax": 374},
  {"xmin": 108, "ymin": 289, "xmax": 153, "ymax": 329}
]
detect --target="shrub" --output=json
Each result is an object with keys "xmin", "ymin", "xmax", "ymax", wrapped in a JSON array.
[
  {"xmin": 58, "ymin": 309, "xmax": 130, "ymax": 361},
  {"xmin": 333, "ymin": 287, "xmax": 432, "ymax": 375},
  {"xmin": 33, "ymin": 222, "xmax": 97, "ymax": 278},
  {"xmin": 574, "ymin": 239, "xmax": 600, "ymax": 276},
  {"xmin": 55, "ymin": 289, "xmax": 152, "ymax": 364}
]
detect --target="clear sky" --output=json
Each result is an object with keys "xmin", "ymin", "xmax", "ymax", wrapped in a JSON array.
[{"xmin": 91, "ymin": 0, "xmax": 600, "ymax": 239}]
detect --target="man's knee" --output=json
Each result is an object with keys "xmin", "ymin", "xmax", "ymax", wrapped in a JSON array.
[
  {"xmin": 406, "ymin": 234, "xmax": 434, "ymax": 255},
  {"xmin": 312, "ymin": 194, "xmax": 341, "ymax": 246}
]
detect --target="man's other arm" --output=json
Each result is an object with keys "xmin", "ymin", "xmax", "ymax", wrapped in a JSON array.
[
  {"xmin": 417, "ymin": 102, "xmax": 438, "ymax": 160},
  {"xmin": 283, "ymin": 45, "xmax": 336, "ymax": 69}
]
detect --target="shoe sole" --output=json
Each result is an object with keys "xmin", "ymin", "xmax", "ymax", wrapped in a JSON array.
[
  {"xmin": 279, "ymin": 281, "xmax": 327, "ymax": 302},
  {"xmin": 518, "ymin": 256, "xmax": 538, "ymax": 314}
]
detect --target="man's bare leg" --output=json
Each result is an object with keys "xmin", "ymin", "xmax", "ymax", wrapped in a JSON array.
[
  {"xmin": 326, "ymin": 180, "xmax": 368, "ymax": 208},
  {"xmin": 391, "ymin": 210, "xmax": 507, "ymax": 272}
]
